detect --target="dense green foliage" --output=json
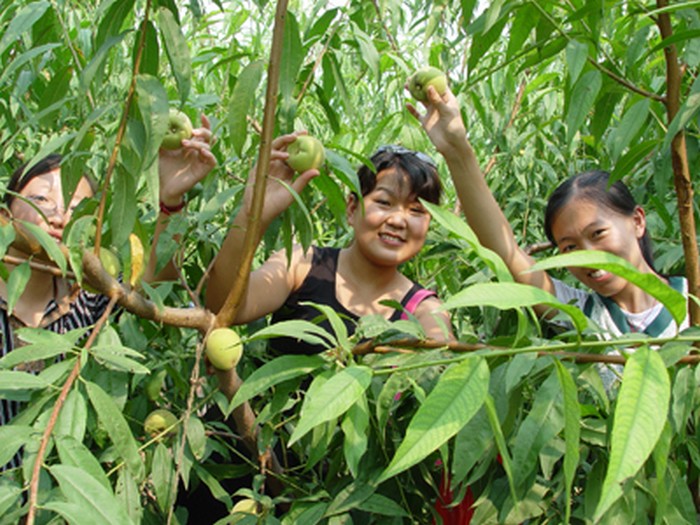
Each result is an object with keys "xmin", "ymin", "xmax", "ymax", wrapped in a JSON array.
[{"xmin": 0, "ymin": 0, "xmax": 699, "ymax": 523}]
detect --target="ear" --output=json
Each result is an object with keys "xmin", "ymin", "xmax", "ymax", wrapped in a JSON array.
[
  {"xmin": 632, "ymin": 205, "xmax": 646, "ymax": 238},
  {"xmin": 346, "ymin": 193, "xmax": 360, "ymax": 225}
]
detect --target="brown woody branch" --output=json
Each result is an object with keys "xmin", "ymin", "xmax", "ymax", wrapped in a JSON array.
[
  {"xmin": 26, "ymin": 295, "xmax": 119, "ymax": 525},
  {"xmin": 656, "ymin": 0, "xmax": 700, "ymax": 326}
]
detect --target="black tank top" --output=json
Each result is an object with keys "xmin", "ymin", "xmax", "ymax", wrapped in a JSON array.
[{"xmin": 268, "ymin": 246, "xmax": 426, "ymax": 355}]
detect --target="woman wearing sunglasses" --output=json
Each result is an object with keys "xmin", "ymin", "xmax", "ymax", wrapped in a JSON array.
[{"xmin": 205, "ymin": 132, "xmax": 453, "ymax": 356}]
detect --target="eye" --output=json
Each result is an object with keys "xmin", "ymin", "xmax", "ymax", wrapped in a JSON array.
[
  {"xmin": 410, "ymin": 205, "xmax": 427, "ymax": 215},
  {"xmin": 560, "ymin": 243, "xmax": 577, "ymax": 253},
  {"xmin": 375, "ymin": 198, "xmax": 390, "ymax": 206},
  {"xmin": 29, "ymin": 195, "xmax": 48, "ymax": 203}
]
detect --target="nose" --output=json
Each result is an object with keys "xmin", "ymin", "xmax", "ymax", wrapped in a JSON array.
[{"xmin": 386, "ymin": 208, "xmax": 408, "ymax": 228}]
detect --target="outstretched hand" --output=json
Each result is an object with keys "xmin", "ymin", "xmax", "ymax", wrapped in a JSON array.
[
  {"xmin": 159, "ymin": 114, "xmax": 217, "ymax": 207},
  {"xmin": 242, "ymin": 131, "xmax": 320, "ymax": 224},
  {"xmin": 406, "ymin": 85, "xmax": 468, "ymax": 155}
]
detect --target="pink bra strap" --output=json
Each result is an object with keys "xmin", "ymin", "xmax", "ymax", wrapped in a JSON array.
[{"xmin": 400, "ymin": 289, "xmax": 437, "ymax": 320}]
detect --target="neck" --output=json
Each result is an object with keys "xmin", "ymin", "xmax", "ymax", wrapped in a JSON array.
[{"xmin": 340, "ymin": 244, "xmax": 402, "ymax": 290}]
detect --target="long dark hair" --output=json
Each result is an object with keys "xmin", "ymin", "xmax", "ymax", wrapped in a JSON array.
[
  {"xmin": 356, "ymin": 146, "xmax": 442, "ymax": 204},
  {"xmin": 544, "ymin": 170, "xmax": 656, "ymax": 270}
]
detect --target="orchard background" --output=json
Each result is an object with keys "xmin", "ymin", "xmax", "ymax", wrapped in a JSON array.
[{"xmin": 0, "ymin": 0, "xmax": 699, "ymax": 523}]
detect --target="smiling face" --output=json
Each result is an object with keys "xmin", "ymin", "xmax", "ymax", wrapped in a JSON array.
[
  {"xmin": 346, "ymin": 168, "xmax": 431, "ymax": 268},
  {"xmin": 9, "ymin": 168, "xmax": 93, "ymax": 242},
  {"xmin": 550, "ymin": 198, "xmax": 651, "ymax": 298}
]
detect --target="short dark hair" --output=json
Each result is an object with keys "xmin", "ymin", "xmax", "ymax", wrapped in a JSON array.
[
  {"xmin": 544, "ymin": 170, "xmax": 655, "ymax": 270},
  {"xmin": 356, "ymin": 146, "xmax": 442, "ymax": 205},
  {"xmin": 4, "ymin": 154, "xmax": 96, "ymax": 206}
]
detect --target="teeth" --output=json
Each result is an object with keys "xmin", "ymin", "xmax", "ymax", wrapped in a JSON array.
[
  {"xmin": 380, "ymin": 233, "xmax": 403, "ymax": 242},
  {"xmin": 590, "ymin": 269, "xmax": 605, "ymax": 278}
]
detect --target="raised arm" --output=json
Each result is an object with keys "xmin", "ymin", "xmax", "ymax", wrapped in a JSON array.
[
  {"xmin": 204, "ymin": 132, "xmax": 319, "ymax": 318},
  {"xmin": 145, "ymin": 114, "xmax": 217, "ymax": 283},
  {"xmin": 408, "ymin": 87, "xmax": 554, "ymax": 298}
]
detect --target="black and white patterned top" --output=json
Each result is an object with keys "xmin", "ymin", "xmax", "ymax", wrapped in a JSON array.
[{"xmin": 0, "ymin": 286, "xmax": 111, "ymax": 471}]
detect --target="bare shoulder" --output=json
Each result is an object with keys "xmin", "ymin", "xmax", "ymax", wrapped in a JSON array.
[{"xmin": 265, "ymin": 243, "xmax": 316, "ymax": 290}]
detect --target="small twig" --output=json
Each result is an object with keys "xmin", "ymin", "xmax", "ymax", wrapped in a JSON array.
[
  {"xmin": 26, "ymin": 295, "xmax": 119, "ymax": 525},
  {"xmin": 94, "ymin": 0, "xmax": 152, "ymax": 252},
  {"xmin": 524, "ymin": 241, "xmax": 553, "ymax": 256},
  {"xmin": 370, "ymin": 0, "xmax": 400, "ymax": 55},
  {"xmin": 2, "ymin": 255, "xmax": 74, "ymax": 279}
]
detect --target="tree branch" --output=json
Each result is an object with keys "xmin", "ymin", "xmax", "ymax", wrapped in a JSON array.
[
  {"xmin": 26, "ymin": 295, "xmax": 119, "ymax": 525},
  {"xmin": 656, "ymin": 0, "xmax": 700, "ymax": 326}
]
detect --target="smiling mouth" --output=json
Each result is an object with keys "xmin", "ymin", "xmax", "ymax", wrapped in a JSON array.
[
  {"xmin": 379, "ymin": 232, "xmax": 405, "ymax": 244},
  {"xmin": 588, "ymin": 269, "xmax": 610, "ymax": 281},
  {"xmin": 49, "ymin": 231, "xmax": 63, "ymax": 241}
]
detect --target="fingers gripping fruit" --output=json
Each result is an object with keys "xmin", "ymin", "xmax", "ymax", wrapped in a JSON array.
[
  {"xmin": 161, "ymin": 109, "xmax": 194, "ymax": 150},
  {"xmin": 205, "ymin": 328, "xmax": 243, "ymax": 371},
  {"xmin": 407, "ymin": 66, "xmax": 448, "ymax": 102},
  {"xmin": 286, "ymin": 135, "xmax": 325, "ymax": 172},
  {"xmin": 144, "ymin": 408, "xmax": 178, "ymax": 438}
]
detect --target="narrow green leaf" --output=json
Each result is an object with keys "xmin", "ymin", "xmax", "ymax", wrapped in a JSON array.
[
  {"xmin": 566, "ymin": 70, "xmax": 601, "ymax": 144},
  {"xmin": 324, "ymin": 480, "xmax": 376, "ymax": 517},
  {"xmin": 85, "ymin": 381, "xmax": 145, "ymax": 480},
  {"xmin": 289, "ymin": 366, "xmax": 373, "ymax": 446},
  {"xmin": 0, "ymin": 2, "xmax": 50, "ymax": 57},
  {"xmin": 110, "ymin": 168, "xmax": 137, "ymax": 249},
  {"xmin": 423, "ymin": 201, "xmax": 512, "ymax": 282},
  {"xmin": 302, "ymin": 301, "xmax": 350, "ymax": 351},
  {"xmin": 0, "ymin": 328, "xmax": 80, "ymax": 369},
  {"xmin": 352, "ymin": 25, "xmax": 379, "ymax": 79},
  {"xmin": 341, "ymin": 395, "xmax": 369, "ymax": 477},
  {"xmin": 81, "ymin": 32, "xmax": 129, "ymax": 92},
  {"xmin": 511, "ymin": 370, "xmax": 565, "ymax": 490},
  {"xmin": 566, "ymin": 40, "xmax": 588, "ymax": 85},
  {"xmin": 151, "ymin": 443, "xmax": 175, "ymax": 513},
  {"xmin": 531, "ymin": 250, "xmax": 687, "ymax": 325},
  {"xmin": 135, "ymin": 74, "xmax": 169, "ymax": 171},
  {"xmin": 55, "ymin": 435, "xmax": 110, "ymax": 490},
  {"xmin": 357, "ymin": 492, "xmax": 409, "ymax": 517},
  {"xmin": 440, "ymin": 282, "xmax": 588, "ymax": 333},
  {"xmin": 594, "ymin": 346, "xmax": 671, "ymax": 520},
  {"xmin": 250, "ymin": 319, "xmax": 336, "ymax": 347},
  {"xmin": 115, "ymin": 469, "xmax": 143, "ymax": 524},
  {"xmin": 0, "ymin": 425, "xmax": 34, "ymax": 467},
  {"xmin": 652, "ymin": 422, "xmax": 673, "ymax": 524},
  {"xmin": 554, "ymin": 360, "xmax": 581, "ymax": 524},
  {"xmin": 5, "ymin": 261, "xmax": 30, "ymax": 316},
  {"xmin": 0, "ymin": 44, "xmax": 61, "ymax": 86},
  {"xmin": 50, "ymin": 464, "xmax": 134, "ymax": 525},
  {"xmin": 484, "ymin": 394, "xmax": 518, "ymax": 504},
  {"xmin": 279, "ymin": 13, "xmax": 303, "ymax": 102},
  {"xmin": 54, "ymin": 388, "xmax": 88, "ymax": 441},
  {"xmin": 43, "ymin": 501, "xmax": 93, "ymax": 525},
  {"xmin": 608, "ymin": 99, "xmax": 651, "ymax": 161},
  {"xmin": 379, "ymin": 357, "xmax": 489, "ymax": 482},
  {"xmin": 664, "ymin": 90, "xmax": 700, "ymax": 151},
  {"xmin": 228, "ymin": 60, "xmax": 264, "ymax": 156},
  {"xmin": 16, "ymin": 221, "xmax": 67, "ymax": 274},
  {"xmin": 186, "ymin": 415, "xmax": 207, "ymax": 460},
  {"xmin": 157, "ymin": 7, "xmax": 191, "ymax": 104},
  {"xmin": 228, "ymin": 354, "xmax": 326, "ymax": 412},
  {"xmin": 0, "ymin": 371, "xmax": 48, "ymax": 391},
  {"xmin": 0, "ymin": 480, "xmax": 22, "ymax": 517}
]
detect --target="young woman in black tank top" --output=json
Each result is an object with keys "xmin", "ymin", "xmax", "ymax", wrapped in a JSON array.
[{"xmin": 206, "ymin": 133, "xmax": 454, "ymax": 362}]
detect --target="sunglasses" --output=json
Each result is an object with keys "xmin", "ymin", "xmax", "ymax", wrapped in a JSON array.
[{"xmin": 375, "ymin": 145, "xmax": 437, "ymax": 169}]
